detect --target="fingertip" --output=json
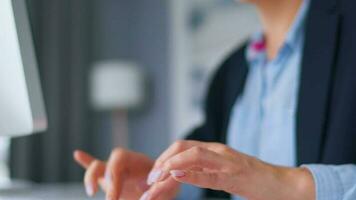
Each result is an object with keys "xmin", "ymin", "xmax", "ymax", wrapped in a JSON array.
[
  {"xmin": 74, "ymin": 150, "xmax": 95, "ymax": 169},
  {"xmin": 74, "ymin": 150, "xmax": 89, "ymax": 162},
  {"xmin": 147, "ymin": 170, "xmax": 171, "ymax": 185},
  {"xmin": 147, "ymin": 170, "xmax": 163, "ymax": 185},
  {"xmin": 73, "ymin": 150, "xmax": 81, "ymax": 160},
  {"xmin": 85, "ymin": 182, "xmax": 95, "ymax": 197}
]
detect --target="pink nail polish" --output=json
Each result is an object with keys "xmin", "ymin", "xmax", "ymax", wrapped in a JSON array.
[
  {"xmin": 170, "ymin": 170, "xmax": 186, "ymax": 178},
  {"xmin": 105, "ymin": 170, "xmax": 112, "ymax": 185},
  {"xmin": 85, "ymin": 183, "xmax": 94, "ymax": 196},
  {"xmin": 147, "ymin": 170, "xmax": 163, "ymax": 185},
  {"xmin": 139, "ymin": 191, "xmax": 150, "ymax": 200}
]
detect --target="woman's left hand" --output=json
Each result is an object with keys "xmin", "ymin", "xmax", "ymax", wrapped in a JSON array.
[{"xmin": 141, "ymin": 140, "xmax": 315, "ymax": 200}]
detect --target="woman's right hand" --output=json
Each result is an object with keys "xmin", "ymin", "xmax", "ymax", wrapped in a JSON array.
[{"xmin": 74, "ymin": 148, "xmax": 154, "ymax": 200}]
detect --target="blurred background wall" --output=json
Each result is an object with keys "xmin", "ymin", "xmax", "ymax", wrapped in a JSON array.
[
  {"xmin": 10, "ymin": 0, "xmax": 97, "ymax": 182},
  {"xmin": 7, "ymin": 0, "xmax": 259, "ymax": 183}
]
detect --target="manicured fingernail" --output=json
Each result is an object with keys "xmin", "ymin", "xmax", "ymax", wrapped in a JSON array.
[
  {"xmin": 139, "ymin": 191, "xmax": 150, "ymax": 200},
  {"xmin": 105, "ymin": 170, "xmax": 112, "ymax": 185},
  {"xmin": 147, "ymin": 169, "xmax": 163, "ymax": 185},
  {"xmin": 170, "ymin": 170, "xmax": 186, "ymax": 178},
  {"xmin": 85, "ymin": 183, "xmax": 94, "ymax": 196}
]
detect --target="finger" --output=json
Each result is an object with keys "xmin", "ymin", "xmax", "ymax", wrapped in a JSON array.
[
  {"xmin": 153, "ymin": 140, "xmax": 202, "ymax": 169},
  {"xmin": 148, "ymin": 141, "xmax": 227, "ymax": 185},
  {"xmin": 170, "ymin": 170, "xmax": 228, "ymax": 192},
  {"xmin": 74, "ymin": 150, "xmax": 96, "ymax": 169},
  {"xmin": 149, "ymin": 147, "xmax": 223, "ymax": 185},
  {"xmin": 105, "ymin": 149, "xmax": 127, "ymax": 200},
  {"xmin": 162, "ymin": 147, "xmax": 224, "ymax": 172},
  {"xmin": 140, "ymin": 177, "xmax": 180, "ymax": 200},
  {"xmin": 153, "ymin": 141, "xmax": 227, "ymax": 169},
  {"xmin": 84, "ymin": 160, "xmax": 106, "ymax": 196},
  {"xmin": 147, "ymin": 140, "xmax": 209, "ymax": 185}
]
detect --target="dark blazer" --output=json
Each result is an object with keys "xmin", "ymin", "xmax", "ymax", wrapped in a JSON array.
[{"xmin": 187, "ymin": 0, "xmax": 356, "ymax": 198}]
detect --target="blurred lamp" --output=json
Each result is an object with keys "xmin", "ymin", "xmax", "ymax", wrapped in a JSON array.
[
  {"xmin": 90, "ymin": 61, "xmax": 145, "ymax": 111},
  {"xmin": 90, "ymin": 61, "xmax": 145, "ymax": 148}
]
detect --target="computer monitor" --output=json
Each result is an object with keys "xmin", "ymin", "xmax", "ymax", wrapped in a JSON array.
[{"xmin": 0, "ymin": 0, "xmax": 47, "ymax": 136}]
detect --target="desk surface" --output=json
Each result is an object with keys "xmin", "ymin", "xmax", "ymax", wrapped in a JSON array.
[
  {"xmin": 0, "ymin": 182, "xmax": 225, "ymax": 200},
  {"xmin": 0, "ymin": 183, "xmax": 104, "ymax": 200}
]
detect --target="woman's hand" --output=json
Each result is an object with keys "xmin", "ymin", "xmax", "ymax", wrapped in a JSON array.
[
  {"xmin": 74, "ymin": 148, "xmax": 155, "ymax": 200},
  {"xmin": 142, "ymin": 140, "xmax": 316, "ymax": 200}
]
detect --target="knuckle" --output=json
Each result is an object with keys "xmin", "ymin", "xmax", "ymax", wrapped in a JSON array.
[
  {"xmin": 218, "ymin": 146, "xmax": 230, "ymax": 154},
  {"xmin": 172, "ymin": 140, "xmax": 186, "ymax": 151},
  {"xmin": 92, "ymin": 160, "xmax": 102, "ymax": 167},
  {"xmin": 191, "ymin": 146, "xmax": 204, "ymax": 155},
  {"xmin": 112, "ymin": 148, "xmax": 126, "ymax": 157},
  {"xmin": 210, "ymin": 143, "xmax": 230, "ymax": 154}
]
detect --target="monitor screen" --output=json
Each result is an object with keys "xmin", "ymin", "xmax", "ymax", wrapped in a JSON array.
[{"xmin": 0, "ymin": 0, "xmax": 47, "ymax": 136}]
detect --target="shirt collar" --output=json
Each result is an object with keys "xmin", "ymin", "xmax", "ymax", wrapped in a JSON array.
[{"xmin": 246, "ymin": 0, "xmax": 310, "ymax": 62}]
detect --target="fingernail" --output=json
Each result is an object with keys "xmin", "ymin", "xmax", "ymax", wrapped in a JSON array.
[
  {"xmin": 139, "ymin": 191, "xmax": 150, "ymax": 200},
  {"xmin": 105, "ymin": 170, "xmax": 112, "ymax": 185},
  {"xmin": 85, "ymin": 183, "xmax": 94, "ymax": 196},
  {"xmin": 170, "ymin": 170, "xmax": 186, "ymax": 178},
  {"xmin": 147, "ymin": 169, "xmax": 163, "ymax": 185}
]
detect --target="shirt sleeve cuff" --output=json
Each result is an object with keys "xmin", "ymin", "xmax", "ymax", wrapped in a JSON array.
[
  {"xmin": 176, "ymin": 184, "xmax": 203, "ymax": 200},
  {"xmin": 303, "ymin": 165, "xmax": 344, "ymax": 200}
]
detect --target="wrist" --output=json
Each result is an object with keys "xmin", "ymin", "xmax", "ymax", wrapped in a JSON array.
[
  {"xmin": 239, "ymin": 159, "xmax": 315, "ymax": 200},
  {"xmin": 278, "ymin": 167, "xmax": 316, "ymax": 200},
  {"xmin": 295, "ymin": 167, "xmax": 316, "ymax": 200}
]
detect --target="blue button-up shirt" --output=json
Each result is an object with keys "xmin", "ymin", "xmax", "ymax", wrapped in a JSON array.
[
  {"xmin": 178, "ymin": 0, "xmax": 356, "ymax": 199},
  {"xmin": 227, "ymin": 0, "xmax": 309, "ymax": 170},
  {"xmin": 226, "ymin": 0, "xmax": 356, "ymax": 200}
]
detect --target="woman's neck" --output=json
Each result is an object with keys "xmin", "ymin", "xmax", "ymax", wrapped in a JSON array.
[{"xmin": 255, "ymin": 0, "xmax": 303, "ymax": 60}]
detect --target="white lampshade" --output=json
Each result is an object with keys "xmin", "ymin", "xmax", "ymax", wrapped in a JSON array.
[{"xmin": 90, "ymin": 61, "xmax": 145, "ymax": 111}]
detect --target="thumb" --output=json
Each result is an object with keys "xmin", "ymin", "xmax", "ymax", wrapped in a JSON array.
[{"xmin": 170, "ymin": 170, "xmax": 227, "ymax": 192}]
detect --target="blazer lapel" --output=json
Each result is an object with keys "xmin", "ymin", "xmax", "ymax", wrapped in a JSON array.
[
  {"xmin": 297, "ymin": 9, "xmax": 341, "ymax": 164},
  {"xmin": 221, "ymin": 47, "xmax": 249, "ymax": 143}
]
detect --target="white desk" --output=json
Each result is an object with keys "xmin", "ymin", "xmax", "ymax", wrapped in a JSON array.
[
  {"xmin": 0, "ymin": 182, "xmax": 104, "ymax": 200},
  {"xmin": 0, "ymin": 182, "xmax": 225, "ymax": 200}
]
